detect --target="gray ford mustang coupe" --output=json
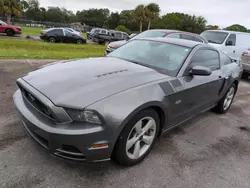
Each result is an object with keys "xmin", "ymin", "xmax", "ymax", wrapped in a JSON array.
[{"xmin": 13, "ymin": 38, "xmax": 242, "ymax": 166}]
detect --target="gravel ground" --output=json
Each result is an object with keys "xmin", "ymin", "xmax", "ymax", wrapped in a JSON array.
[{"xmin": 0, "ymin": 59, "xmax": 250, "ymax": 188}]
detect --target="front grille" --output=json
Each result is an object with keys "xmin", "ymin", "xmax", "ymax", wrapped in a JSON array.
[{"xmin": 18, "ymin": 84, "xmax": 55, "ymax": 120}]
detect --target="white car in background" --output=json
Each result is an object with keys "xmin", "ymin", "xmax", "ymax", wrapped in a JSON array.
[
  {"xmin": 201, "ymin": 30, "xmax": 250, "ymax": 59},
  {"xmin": 65, "ymin": 28, "xmax": 81, "ymax": 36},
  {"xmin": 241, "ymin": 48, "xmax": 250, "ymax": 78}
]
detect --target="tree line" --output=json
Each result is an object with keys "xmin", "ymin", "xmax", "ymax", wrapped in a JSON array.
[{"xmin": 0, "ymin": 0, "xmax": 249, "ymax": 34}]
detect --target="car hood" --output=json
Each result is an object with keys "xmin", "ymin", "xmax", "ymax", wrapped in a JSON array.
[
  {"xmin": 22, "ymin": 57, "xmax": 167, "ymax": 109},
  {"xmin": 109, "ymin": 40, "xmax": 127, "ymax": 49}
]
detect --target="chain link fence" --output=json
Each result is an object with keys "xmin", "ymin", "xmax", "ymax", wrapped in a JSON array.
[{"xmin": 0, "ymin": 17, "xmax": 93, "ymax": 32}]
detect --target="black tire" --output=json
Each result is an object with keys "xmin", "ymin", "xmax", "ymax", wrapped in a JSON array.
[
  {"xmin": 76, "ymin": 39, "xmax": 83, "ymax": 44},
  {"xmin": 48, "ymin": 37, "xmax": 56, "ymax": 43},
  {"xmin": 241, "ymin": 72, "xmax": 249, "ymax": 79},
  {"xmin": 213, "ymin": 83, "xmax": 237, "ymax": 114},
  {"xmin": 113, "ymin": 108, "xmax": 160, "ymax": 166},
  {"xmin": 6, "ymin": 29, "xmax": 14, "ymax": 36},
  {"xmin": 98, "ymin": 40, "xmax": 105, "ymax": 45}
]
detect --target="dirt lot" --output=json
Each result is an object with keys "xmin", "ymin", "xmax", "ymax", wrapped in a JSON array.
[{"xmin": 0, "ymin": 60, "xmax": 250, "ymax": 188}]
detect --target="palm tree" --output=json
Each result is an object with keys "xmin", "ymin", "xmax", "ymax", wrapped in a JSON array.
[
  {"xmin": 145, "ymin": 3, "xmax": 160, "ymax": 30},
  {"xmin": 133, "ymin": 4, "xmax": 146, "ymax": 32},
  {"xmin": 0, "ymin": 0, "xmax": 23, "ymax": 24}
]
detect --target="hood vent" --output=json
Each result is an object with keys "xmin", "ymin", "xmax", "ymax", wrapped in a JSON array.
[{"xmin": 96, "ymin": 69, "xmax": 128, "ymax": 78}]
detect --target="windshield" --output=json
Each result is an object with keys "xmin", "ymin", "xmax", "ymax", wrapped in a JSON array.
[
  {"xmin": 201, "ymin": 31, "xmax": 229, "ymax": 44},
  {"xmin": 133, "ymin": 30, "xmax": 166, "ymax": 39},
  {"xmin": 108, "ymin": 40, "xmax": 191, "ymax": 76},
  {"xmin": 0, "ymin": 20, "xmax": 7, "ymax": 25},
  {"xmin": 67, "ymin": 28, "xmax": 73, "ymax": 32}
]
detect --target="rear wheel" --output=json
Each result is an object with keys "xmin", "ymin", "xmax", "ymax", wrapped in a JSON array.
[
  {"xmin": 213, "ymin": 84, "xmax": 236, "ymax": 114},
  {"xmin": 48, "ymin": 37, "xmax": 56, "ymax": 43},
  {"xmin": 113, "ymin": 108, "xmax": 160, "ymax": 166},
  {"xmin": 6, "ymin": 29, "xmax": 14, "ymax": 36},
  {"xmin": 76, "ymin": 39, "xmax": 83, "ymax": 44}
]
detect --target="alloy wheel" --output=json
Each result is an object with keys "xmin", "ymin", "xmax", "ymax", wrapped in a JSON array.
[
  {"xmin": 126, "ymin": 117, "xmax": 156, "ymax": 160},
  {"xmin": 223, "ymin": 87, "xmax": 235, "ymax": 110}
]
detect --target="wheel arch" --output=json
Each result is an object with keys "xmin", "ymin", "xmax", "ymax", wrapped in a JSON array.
[
  {"xmin": 112, "ymin": 101, "xmax": 167, "ymax": 155},
  {"xmin": 233, "ymin": 79, "xmax": 239, "ymax": 91},
  {"xmin": 5, "ymin": 28, "xmax": 14, "ymax": 34}
]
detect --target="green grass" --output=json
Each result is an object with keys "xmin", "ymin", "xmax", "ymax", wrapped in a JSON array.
[
  {"xmin": 21, "ymin": 26, "xmax": 87, "ymax": 38},
  {"xmin": 21, "ymin": 26, "xmax": 47, "ymax": 36},
  {"xmin": 0, "ymin": 38, "xmax": 105, "ymax": 59}
]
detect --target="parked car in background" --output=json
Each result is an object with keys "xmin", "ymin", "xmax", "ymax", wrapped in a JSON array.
[
  {"xmin": 92, "ymin": 30, "xmax": 129, "ymax": 44},
  {"xmin": 129, "ymin": 33, "xmax": 138, "ymax": 38},
  {"xmin": 65, "ymin": 28, "xmax": 81, "ymax": 36},
  {"xmin": 105, "ymin": 29, "xmax": 207, "ymax": 55},
  {"xmin": 0, "ymin": 20, "xmax": 22, "ymax": 36},
  {"xmin": 14, "ymin": 38, "xmax": 241, "ymax": 166},
  {"xmin": 86, "ymin": 28, "xmax": 108, "ymax": 40},
  {"xmin": 201, "ymin": 30, "xmax": 250, "ymax": 59},
  {"xmin": 40, "ymin": 28, "xmax": 86, "ymax": 44},
  {"xmin": 241, "ymin": 48, "xmax": 250, "ymax": 79}
]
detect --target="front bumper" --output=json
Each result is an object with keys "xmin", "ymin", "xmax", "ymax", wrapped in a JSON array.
[
  {"xmin": 15, "ymin": 31, "xmax": 22, "ymax": 34},
  {"xmin": 40, "ymin": 35, "xmax": 46, "ymax": 40},
  {"xmin": 13, "ymin": 90, "xmax": 112, "ymax": 162}
]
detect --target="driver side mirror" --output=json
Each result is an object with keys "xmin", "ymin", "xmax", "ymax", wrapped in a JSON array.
[
  {"xmin": 189, "ymin": 66, "xmax": 212, "ymax": 76},
  {"xmin": 226, "ymin": 40, "xmax": 233, "ymax": 46}
]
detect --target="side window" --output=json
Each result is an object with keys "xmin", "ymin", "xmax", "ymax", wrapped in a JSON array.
[
  {"xmin": 123, "ymin": 33, "xmax": 129, "ymax": 40},
  {"xmin": 94, "ymin": 29, "xmax": 100, "ymax": 33},
  {"xmin": 194, "ymin": 37, "xmax": 204, "ymax": 43},
  {"xmin": 115, "ymin": 32, "xmax": 122, "ymax": 39},
  {"xmin": 190, "ymin": 49, "xmax": 220, "ymax": 71},
  {"xmin": 167, "ymin": 33, "xmax": 180, "ymax": 39},
  {"xmin": 226, "ymin": 34, "xmax": 236, "ymax": 46},
  {"xmin": 49, "ymin": 29, "xmax": 63, "ymax": 35},
  {"xmin": 100, "ymin": 30, "xmax": 107, "ymax": 34},
  {"xmin": 180, "ymin": 34, "xmax": 195, "ymax": 41},
  {"xmin": 221, "ymin": 53, "xmax": 232, "ymax": 65},
  {"xmin": 65, "ymin": 30, "xmax": 73, "ymax": 36}
]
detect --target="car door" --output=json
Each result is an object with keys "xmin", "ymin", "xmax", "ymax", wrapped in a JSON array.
[
  {"xmin": 123, "ymin": 33, "xmax": 129, "ymax": 40},
  {"xmin": 224, "ymin": 34, "xmax": 236, "ymax": 58},
  {"xmin": 64, "ymin": 30, "xmax": 75, "ymax": 43},
  {"xmin": 167, "ymin": 47, "xmax": 224, "ymax": 126},
  {"xmin": 49, "ymin": 29, "xmax": 64, "ymax": 42},
  {"xmin": 114, "ymin": 32, "xmax": 123, "ymax": 41}
]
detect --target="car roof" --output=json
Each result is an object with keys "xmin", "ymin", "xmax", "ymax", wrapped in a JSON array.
[
  {"xmin": 204, "ymin": 29, "xmax": 250, "ymax": 35},
  {"xmin": 135, "ymin": 37, "xmax": 207, "ymax": 48}
]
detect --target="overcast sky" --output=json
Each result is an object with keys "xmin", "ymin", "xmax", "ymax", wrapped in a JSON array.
[{"xmin": 39, "ymin": 0, "xmax": 250, "ymax": 28}]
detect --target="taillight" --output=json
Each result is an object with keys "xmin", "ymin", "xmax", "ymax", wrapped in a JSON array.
[
  {"xmin": 41, "ymin": 31, "xmax": 46, "ymax": 35},
  {"xmin": 242, "ymin": 51, "xmax": 249, "ymax": 56}
]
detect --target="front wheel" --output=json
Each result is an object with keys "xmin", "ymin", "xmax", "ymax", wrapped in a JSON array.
[
  {"xmin": 6, "ymin": 29, "xmax": 14, "ymax": 36},
  {"xmin": 213, "ymin": 84, "xmax": 236, "ymax": 114},
  {"xmin": 113, "ymin": 109, "xmax": 160, "ymax": 166}
]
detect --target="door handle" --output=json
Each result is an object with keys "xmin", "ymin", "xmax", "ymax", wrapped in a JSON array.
[{"xmin": 233, "ymin": 50, "xmax": 235, "ymax": 53}]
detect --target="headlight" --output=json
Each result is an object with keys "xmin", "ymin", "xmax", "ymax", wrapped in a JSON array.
[{"xmin": 65, "ymin": 109, "xmax": 102, "ymax": 124}]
